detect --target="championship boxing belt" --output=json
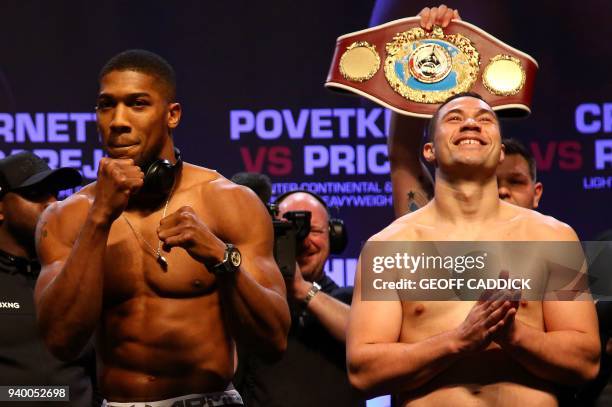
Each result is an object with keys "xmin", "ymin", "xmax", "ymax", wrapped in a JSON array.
[{"xmin": 325, "ymin": 17, "xmax": 538, "ymax": 118}]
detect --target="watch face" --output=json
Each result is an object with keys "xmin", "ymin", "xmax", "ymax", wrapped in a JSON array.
[{"xmin": 230, "ymin": 249, "xmax": 241, "ymax": 267}]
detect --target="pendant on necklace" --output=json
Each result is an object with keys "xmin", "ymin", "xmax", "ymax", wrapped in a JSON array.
[{"xmin": 157, "ymin": 254, "xmax": 169, "ymax": 271}]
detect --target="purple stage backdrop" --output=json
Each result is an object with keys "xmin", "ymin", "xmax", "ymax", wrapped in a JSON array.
[{"xmin": 0, "ymin": 0, "xmax": 610, "ymax": 293}]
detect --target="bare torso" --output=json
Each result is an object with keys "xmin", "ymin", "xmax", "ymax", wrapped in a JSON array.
[
  {"xmin": 390, "ymin": 201, "xmax": 561, "ymax": 406},
  {"xmin": 80, "ymin": 165, "xmax": 236, "ymax": 400},
  {"xmin": 398, "ymin": 302, "xmax": 556, "ymax": 406}
]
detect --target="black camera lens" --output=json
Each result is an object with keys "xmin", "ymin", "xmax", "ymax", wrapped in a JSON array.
[{"xmin": 282, "ymin": 211, "xmax": 311, "ymax": 241}]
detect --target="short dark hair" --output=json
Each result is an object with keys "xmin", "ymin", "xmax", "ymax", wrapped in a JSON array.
[
  {"xmin": 98, "ymin": 49, "xmax": 177, "ymax": 101},
  {"xmin": 425, "ymin": 92, "xmax": 498, "ymax": 142},
  {"xmin": 502, "ymin": 138, "xmax": 537, "ymax": 181}
]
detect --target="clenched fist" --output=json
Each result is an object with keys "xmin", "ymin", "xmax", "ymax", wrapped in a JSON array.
[
  {"xmin": 157, "ymin": 206, "xmax": 227, "ymax": 266},
  {"xmin": 91, "ymin": 157, "xmax": 144, "ymax": 223}
]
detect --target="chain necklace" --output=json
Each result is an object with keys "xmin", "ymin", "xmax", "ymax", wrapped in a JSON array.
[{"xmin": 122, "ymin": 191, "xmax": 173, "ymax": 271}]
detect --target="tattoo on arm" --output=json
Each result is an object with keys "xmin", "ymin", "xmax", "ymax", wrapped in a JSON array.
[{"xmin": 35, "ymin": 204, "xmax": 58, "ymax": 243}]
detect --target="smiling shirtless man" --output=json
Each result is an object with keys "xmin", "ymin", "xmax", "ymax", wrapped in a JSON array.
[
  {"xmin": 347, "ymin": 92, "xmax": 600, "ymax": 406},
  {"xmin": 34, "ymin": 49, "xmax": 290, "ymax": 406}
]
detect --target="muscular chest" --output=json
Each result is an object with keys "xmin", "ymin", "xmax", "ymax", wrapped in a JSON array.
[
  {"xmin": 103, "ymin": 206, "xmax": 218, "ymax": 303},
  {"xmin": 407, "ymin": 221, "xmax": 550, "ymax": 298}
]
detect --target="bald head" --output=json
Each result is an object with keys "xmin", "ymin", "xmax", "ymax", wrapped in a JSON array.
[{"xmin": 278, "ymin": 192, "xmax": 328, "ymax": 223}]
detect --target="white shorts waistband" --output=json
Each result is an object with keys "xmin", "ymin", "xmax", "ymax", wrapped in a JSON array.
[{"xmin": 102, "ymin": 390, "xmax": 243, "ymax": 407}]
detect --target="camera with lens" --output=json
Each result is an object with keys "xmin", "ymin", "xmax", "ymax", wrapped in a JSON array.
[{"xmin": 268, "ymin": 203, "xmax": 311, "ymax": 277}]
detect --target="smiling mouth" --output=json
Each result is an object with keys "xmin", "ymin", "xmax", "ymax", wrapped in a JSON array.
[
  {"xmin": 298, "ymin": 252, "xmax": 317, "ymax": 261},
  {"xmin": 458, "ymin": 139, "xmax": 483, "ymax": 145},
  {"xmin": 453, "ymin": 135, "xmax": 487, "ymax": 146}
]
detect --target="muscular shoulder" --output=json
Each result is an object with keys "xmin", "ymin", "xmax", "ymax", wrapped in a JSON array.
[
  {"xmin": 209, "ymin": 175, "xmax": 263, "ymax": 210},
  {"xmin": 43, "ymin": 187, "xmax": 92, "ymax": 224},
  {"xmin": 37, "ymin": 188, "xmax": 93, "ymax": 250},
  {"xmin": 175, "ymin": 163, "xmax": 221, "ymax": 190},
  {"xmin": 187, "ymin": 165, "xmax": 265, "ymax": 213},
  {"xmin": 530, "ymin": 212, "xmax": 578, "ymax": 241},
  {"xmin": 502, "ymin": 202, "xmax": 579, "ymax": 241},
  {"xmin": 179, "ymin": 163, "xmax": 270, "ymax": 236}
]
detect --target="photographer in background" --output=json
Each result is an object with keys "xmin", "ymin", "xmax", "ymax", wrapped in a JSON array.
[
  {"xmin": 275, "ymin": 191, "xmax": 352, "ymax": 343},
  {"xmin": 231, "ymin": 175, "xmax": 364, "ymax": 407}
]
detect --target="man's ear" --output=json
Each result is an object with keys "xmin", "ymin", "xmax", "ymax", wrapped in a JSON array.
[
  {"xmin": 532, "ymin": 182, "xmax": 543, "ymax": 209},
  {"xmin": 423, "ymin": 142, "xmax": 436, "ymax": 164},
  {"xmin": 168, "ymin": 102, "xmax": 182, "ymax": 129},
  {"xmin": 499, "ymin": 143, "xmax": 505, "ymax": 164},
  {"xmin": 0, "ymin": 200, "xmax": 4, "ymax": 222}
]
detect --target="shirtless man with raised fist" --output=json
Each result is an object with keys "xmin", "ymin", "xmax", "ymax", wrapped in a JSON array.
[{"xmin": 34, "ymin": 49, "xmax": 290, "ymax": 406}]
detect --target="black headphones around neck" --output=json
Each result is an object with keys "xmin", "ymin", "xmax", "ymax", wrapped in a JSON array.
[
  {"xmin": 274, "ymin": 190, "xmax": 348, "ymax": 254},
  {"xmin": 141, "ymin": 147, "xmax": 182, "ymax": 196}
]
